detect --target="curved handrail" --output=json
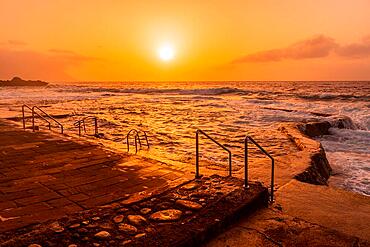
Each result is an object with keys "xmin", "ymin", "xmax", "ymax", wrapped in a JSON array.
[
  {"xmin": 22, "ymin": 104, "xmax": 33, "ymax": 130},
  {"xmin": 195, "ymin": 129, "xmax": 232, "ymax": 178},
  {"xmin": 244, "ymin": 135, "xmax": 275, "ymax": 202},
  {"xmin": 32, "ymin": 106, "xmax": 64, "ymax": 134},
  {"xmin": 127, "ymin": 129, "xmax": 139, "ymax": 153},
  {"xmin": 74, "ymin": 116, "xmax": 98, "ymax": 136}
]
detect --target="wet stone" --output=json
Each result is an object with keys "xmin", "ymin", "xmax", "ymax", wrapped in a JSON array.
[
  {"xmin": 28, "ymin": 245, "xmax": 42, "ymax": 247},
  {"xmin": 135, "ymin": 233, "xmax": 146, "ymax": 239},
  {"xmin": 93, "ymin": 243, "xmax": 100, "ymax": 247},
  {"xmin": 128, "ymin": 215, "xmax": 147, "ymax": 226},
  {"xmin": 50, "ymin": 222, "xmax": 64, "ymax": 233},
  {"xmin": 100, "ymin": 223, "xmax": 113, "ymax": 229},
  {"xmin": 117, "ymin": 208, "xmax": 129, "ymax": 213},
  {"xmin": 68, "ymin": 245, "xmax": 77, "ymax": 247},
  {"xmin": 140, "ymin": 208, "xmax": 152, "ymax": 215},
  {"xmin": 149, "ymin": 209, "xmax": 182, "ymax": 222},
  {"xmin": 94, "ymin": 231, "xmax": 111, "ymax": 239},
  {"xmin": 118, "ymin": 223, "xmax": 138, "ymax": 235},
  {"xmin": 185, "ymin": 210, "xmax": 193, "ymax": 215},
  {"xmin": 122, "ymin": 240, "xmax": 132, "ymax": 245},
  {"xmin": 69, "ymin": 223, "xmax": 80, "ymax": 229},
  {"xmin": 113, "ymin": 215, "xmax": 124, "ymax": 223},
  {"xmin": 181, "ymin": 182, "xmax": 200, "ymax": 190},
  {"xmin": 92, "ymin": 217, "xmax": 100, "ymax": 221},
  {"xmin": 176, "ymin": 200, "xmax": 202, "ymax": 210}
]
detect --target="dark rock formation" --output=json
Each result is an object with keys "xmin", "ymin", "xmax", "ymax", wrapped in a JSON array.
[{"xmin": 0, "ymin": 77, "xmax": 48, "ymax": 87}]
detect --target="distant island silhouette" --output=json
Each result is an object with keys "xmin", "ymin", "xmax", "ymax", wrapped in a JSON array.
[{"xmin": 0, "ymin": 77, "xmax": 48, "ymax": 87}]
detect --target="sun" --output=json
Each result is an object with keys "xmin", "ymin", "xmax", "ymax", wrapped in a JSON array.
[{"xmin": 158, "ymin": 44, "xmax": 175, "ymax": 62}]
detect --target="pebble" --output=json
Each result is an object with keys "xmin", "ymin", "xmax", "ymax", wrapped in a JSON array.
[
  {"xmin": 50, "ymin": 222, "xmax": 64, "ymax": 233},
  {"xmin": 140, "ymin": 208, "xmax": 152, "ymax": 215},
  {"xmin": 117, "ymin": 208, "xmax": 129, "ymax": 213},
  {"xmin": 94, "ymin": 231, "xmax": 111, "ymax": 239},
  {"xmin": 181, "ymin": 182, "xmax": 200, "ymax": 190},
  {"xmin": 93, "ymin": 243, "xmax": 100, "ymax": 247},
  {"xmin": 122, "ymin": 240, "xmax": 132, "ymax": 245},
  {"xmin": 28, "ymin": 245, "xmax": 42, "ymax": 247},
  {"xmin": 127, "ymin": 215, "xmax": 147, "ymax": 226},
  {"xmin": 92, "ymin": 217, "xmax": 100, "ymax": 221},
  {"xmin": 82, "ymin": 221, "xmax": 89, "ymax": 225},
  {"xmin": 149, "ymin": 209, "xmax": 182, "ymax": 221},
  {"xmin": 185, "ymin": 210, "xmax": 193, "ymax": 215},
  {"xmin": 113, "ymin": 215, "xmax": 124, "ymax": 223},
  {"xmin": 69, "ymin": 223, "xmax": 80, "ymax": 229},
  {"xmin": 199, "ymin": 198, "xmax": 206, "ymax": 202},
  {"xmin": 118, "ymin": 223, "xmax": 138, "ymax": 235},
  {"xmin": 68, "ymin": 245, "xmax": 77, "ymax": 247},
  {"xmin": 175, "ymin": 200, "xmax": 202, "ymax": 210},
  {"xmin": 135, "ymin": 233, "xmax": 146, "ymax": 239}
]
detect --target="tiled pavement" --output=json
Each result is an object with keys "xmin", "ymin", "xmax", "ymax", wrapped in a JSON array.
[{"xmin": 0, "ymin": 120, "xmax": 191, "ymax": 232}]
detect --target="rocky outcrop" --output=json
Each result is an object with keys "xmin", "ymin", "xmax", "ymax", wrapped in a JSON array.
[
  {"xmin": 0, "ymin": 77, "xmax": 48, "ymax": 87},
  {"xmin": 279, "ymin": 122, "xmax": 332, "ymax": 185}
]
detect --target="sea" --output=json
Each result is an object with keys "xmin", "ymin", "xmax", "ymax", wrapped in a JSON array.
[{"xmin": 0, "ymin": 81, "xmax": 369, "ymax": 196}]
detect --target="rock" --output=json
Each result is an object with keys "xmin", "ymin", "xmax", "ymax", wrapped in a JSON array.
[
  {"xmin": 127, "ymin": 215, "xmax": 147, "ymax": 226},
  {"xmin": 118, "ymin": 223, "xmax": 138, "ymax": 235},
  {"xmin": 181, "ymin": 182, "xmax": 200, "ymax": 190},
  {"xmin": 94, "ymin": 231, "xmax": 111, "ymax": 239},
  {"xmin": 135, "ymin": 233, "xmax": 146, "ymax": 238},
  {"xmin": 92, "ymin": 217, "xmax": 100, "ymax": 221},
  {"xmin": 150, "ymin": 209, "xmax": 182, "ymax": 222},
  {"xmin": 50, "ymin": 222, "xmax": 64, "ymax": 233},
  {"xmin": 69, "ymin": 223, "xmax": 80, "ymax": 229},
  {"xmin": 28, "ymin": 245, "xmax": 42, "ymax": 247},
  {"xmin": 100, "ymin": 223, "xmax": 113, "ymax": 229},
  {"xmin": 140, "ymin": 208, "xmax": 152, "ymax": 215},
  {"xmin": 122, "ymin": 240, "xmax": 132, "ymax": 245},
  {"xmin": 199, "ymin": 198, "xmax": 206, "ymax": 202},
  {"xmin": 82, "ymin": 221, "xmax": 89, "ymax": 225},
  {"xmin": 93, "ymin": 243, "xmax": 100, "ymax": 247},
  {"xmin": 113, "ymin": 215, "xmax": 124, "ymax": 223},
  {"xmin": 176, "ymin": 200, "xmax": 202, "ymax": 210},
  {"xmin": 117, "ymin": 208, "xmax": 129, "ymax": 213},
  {"xmin": 185, "ymin": 210, "xmax": 193, "ymax": 215},
  {"xmin": 68, "ymin": 245, "xmax": 77, "ymax": 247}
]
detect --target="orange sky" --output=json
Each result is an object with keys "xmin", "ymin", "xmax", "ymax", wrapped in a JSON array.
[{"xmin": 1, "ymin": 0, "xmax": 370, "ymax": 81}]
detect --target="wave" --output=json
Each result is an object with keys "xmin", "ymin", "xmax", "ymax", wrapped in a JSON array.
[
  {"xmin": 297, "ymin": 93, "xmax": 369, "ymax": 101},
  {"xmin": 53, "ymin": 85, "xmax": 248, "ymax": 96}
]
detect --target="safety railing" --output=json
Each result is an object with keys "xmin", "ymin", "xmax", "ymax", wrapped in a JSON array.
[
  {"xmin": 22, "ymin": 104, "xmax": 33, "ymax": 130},
  {"xmin": 126, "ymin": 129, "xmax": 149, "ymax": 154},
  {"xmin": 195, "ymin": 129, "xmax": 232, "ymax": 178},
  {"xmin": 74, "ymin": 116, "xmax": 98, "ymax": 136},
  {"xmin": 32, "ymin": 106, "xmax": 64, "ymax": 134},
  {"xmin": 244, "ymin": 135, "xmax": 275, "ymax": 202}
]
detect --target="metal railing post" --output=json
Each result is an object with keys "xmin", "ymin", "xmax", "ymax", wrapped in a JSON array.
[
  {"xmin": 271, "ymin": 158, "xmax": 275, "ymax": 202},
  {"xmin": 196, "ymin": 130, "xmax": 200, "ymax": 178},
  {"xmin": 32, "ymin": 109, "xmax": 35, "ymax": 132},
  {"xmin": 244, "ymin": 137, "xmax": 249, "ymax": 188},
  {"xmin": 244, "ymin": 135, "xmax": 275, "ymax": 203},
  {"xmin": 22, "ymin": 106, "xmax": 25, "ymax": 130}
]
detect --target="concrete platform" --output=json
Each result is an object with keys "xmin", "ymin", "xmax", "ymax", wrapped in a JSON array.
[
  {"xmin": 0, "ymin": 175, "xmax": 269, "ymax": 247},
  {"xmin": 0, "ymin": 120, "xmax": 190, "ymax": 232}
]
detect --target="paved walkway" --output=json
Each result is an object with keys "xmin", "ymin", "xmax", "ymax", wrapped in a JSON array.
[{"xmin": 0, "ymin": 120, "xmax": 190, "ymax": 232}]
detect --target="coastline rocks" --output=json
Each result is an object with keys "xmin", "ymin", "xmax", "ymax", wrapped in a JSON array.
[
  {"xmin": 280, "ymin": 122, "xmax": 332, "ymax": 185},
  {"xmin": 140, "ymin": 208, "xmax": 152, "ymax": 215},
  {"xmin": 150, "ymin": 209, "xmax": 182, "ymax": 221},
  {"xmin": 118, "ymin": 223, "xmax": 138, "ymax": 235},
  {"xmin": 127, "ymin": 215, "xmax": 147, "ymax": 226},
  {"xmin": 176, "ymin": 200, "xmax": 202, "ymax": 210},
  {"xmin": 113, "ymin": 215, "xmax": 124, "ymax": 223},
  {"xmin": 0, "ymin": 77, "xmax": 48, "ymax": 87},
  {"xmin": 94, "ymin": 231, "xmax": 111, "ymax": 239}
]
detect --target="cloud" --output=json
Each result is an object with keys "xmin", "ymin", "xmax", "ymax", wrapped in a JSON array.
[
  {"xmin": 335, "ymin": 37, "xmax": 370, "ymax": 58},
  {"xmin": 0, "ymin": 40, "xmax": 28, "ymax": 46},
  {"xmin": 232, "ymin": 35, "xmax": 370, "ymax": 63},
  {"xmin": 232, "ymin": 35, "xmax": 337, "ymax": 63},
  {"xmin": 48, "ymin": 49, "xmax": 97, "ymax": 61},
  {"xmin": 0, "ymin": 48, "xmax": 96, "ymax": 81}
]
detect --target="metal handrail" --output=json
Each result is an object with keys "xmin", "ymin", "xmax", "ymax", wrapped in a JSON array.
[
  {"xmin": 126, "ymin": 129, "xmax": 150, "ymax": 154},
  {"xmin": 22, "ymin": 104, "xmax": 33, "ymax": 130},
  {"xmin": 245, "ymin": 135, "xmax": 275, "ymax": 202},
  {"xmin": 32, "ymin": 106, "xmax": 64, "ymax": 134},
  {"xmin": 74, "ymin": 116, "xmax": 98, "ymax": 136},
  {"xmin": 195, "ymin": 129, "xmax": 232, "ymax": 178},
  {"xmin": 126, "ymin": 129, "xmax": 139, "ymax": 153}
]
